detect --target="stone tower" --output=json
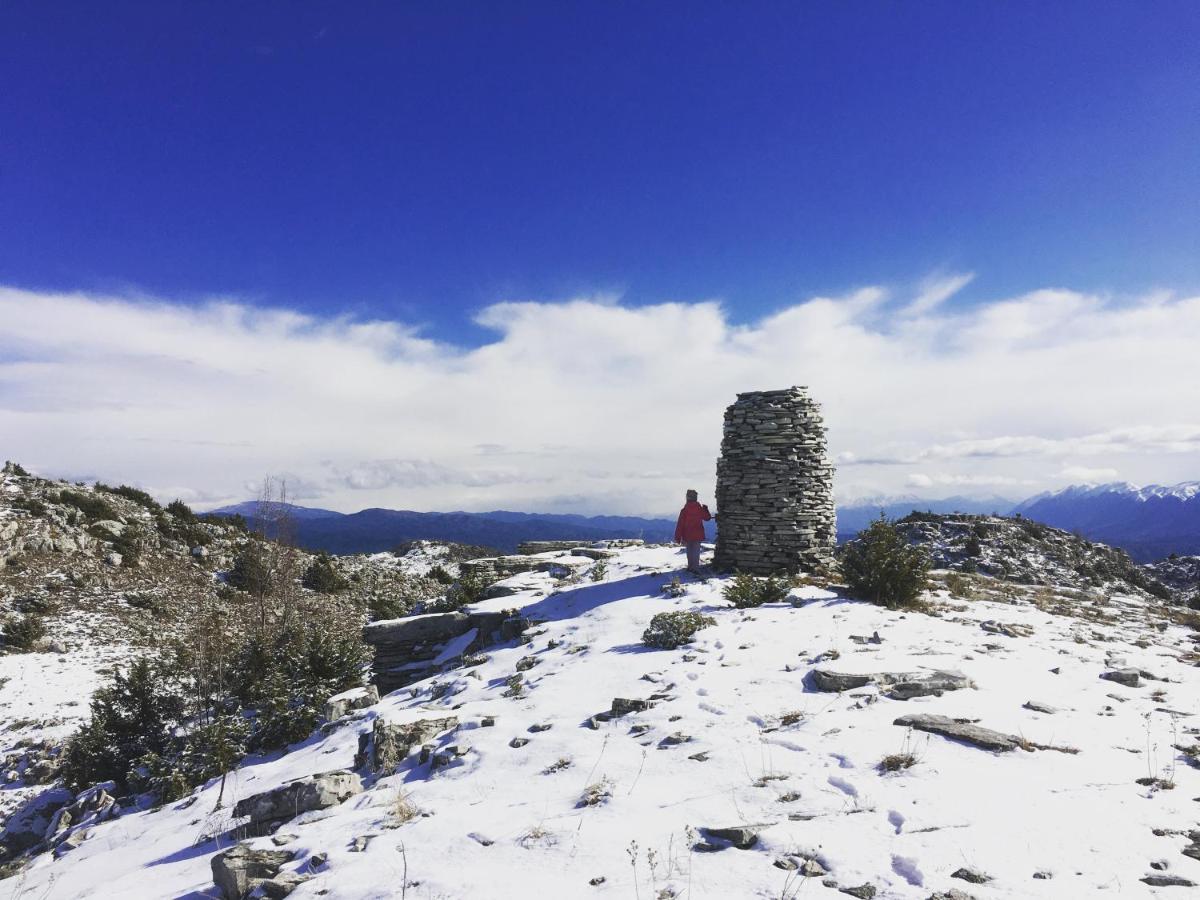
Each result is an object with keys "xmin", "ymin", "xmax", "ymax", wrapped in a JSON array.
[{"xmin": 713, "ymin": 387, "xmax": 836, "ymax": 574}]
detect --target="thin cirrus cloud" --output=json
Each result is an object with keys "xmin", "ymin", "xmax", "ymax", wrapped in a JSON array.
[{"xmin": 0, "ymin": 280, "xmax": 1197, "ymax": 515}]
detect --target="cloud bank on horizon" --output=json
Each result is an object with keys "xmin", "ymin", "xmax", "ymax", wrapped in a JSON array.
[{"xmin": 2, "ymin": 277, "xmax": 1198, "ymax": 516}]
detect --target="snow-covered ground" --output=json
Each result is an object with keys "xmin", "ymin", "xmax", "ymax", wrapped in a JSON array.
[{"xmin": 2, "ymin": 544, "xmax": 1198, "ymax": 898}]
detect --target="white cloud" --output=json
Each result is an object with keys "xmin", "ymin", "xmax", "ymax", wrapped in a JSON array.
[
  {"xmin": 1058, "ymin": 465, "xmax": 1120, "ymax": 483},
  {"xmin": 1, "ymin": 282, "xmax": 1198, "ymax": 515},
  {"xmin": 902, "ymin": 271, "xmax": 975, "ymax": 316}
]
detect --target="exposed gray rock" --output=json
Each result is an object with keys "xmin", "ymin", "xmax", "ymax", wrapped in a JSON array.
[
  {"xmin": 233, "ymin": 771, "xmax": 362, "ymax": 826},
  {"xmin": 355, "ymin": 716, "xmax": 458, "ymax": 773},
  {"xmin": 1022, "ymin": 701, "xmax": 1057, "ymax": 714},
  {"xmin": 928, "ymin": 891, "xmax": 975, "ymax": 900},
  {"xmin": 951, "ymin": 867, "xmax": 991, "ymax": 884},
  {"xmin": 893, "ymin": 714, "xmax": 1021, "ymax": 752},
  {"xmin": 323, "ymin": 685, "xmax": 379, "ymax": 722},
  {"xmin": 260, "ymin": 872, "xmax": 308, "ymax": 899},
  {"xmin": 211, "ymin": 844, "xmax": 294, "ymax": 900},
  {"xmin": 1141, "ymin": 875, "xmax": 1195, "ymax": 887},
  {"xmin": 0, "ymin": 786, "xmax": 73, "ymax": 852},
  {"xmin": 1100, "ymin": 668, "xmax": 1140, "ymax": 688},
  {"xmin": 838, "ymin": 885, "xmax": 877, "ymax": 899},
  {"xmin": 701, "ymin": 825, "xmax": 763, "ymax": 849},
  {"xmin": 810, "ymin": 669, "xmax": 972, "ymax": 699},
  {"xmin": 611, "ymin": 697, "xmax": 655, "ymax": 717},
  {"xmin": 980, "ymin": 620, "xmax": 1033, "ymax": 638}
]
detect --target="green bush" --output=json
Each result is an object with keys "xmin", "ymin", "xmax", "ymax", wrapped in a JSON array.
[
  {"xmin": 166, "ymin": 499, "xmax": 196, "ymax": 521},
  {"xmin": 445, "ymin": 568, "xmax": 489, "ymax": 609},
  {"xmin": 59, "ymin": 489, "xmax": 117, "ymax": 522},
  {"xmin": 97, "ymin": 483, "xmax": 161, "ymax": 511},
  {"xmin": 429, "ymin": 565, "xmax": 455, "ymax": 585},
  {"xmin": 1188, "ymin": 592, "xmax": 1200, "ymax": 612},
  {"xmin": 840, "ymin": 514, "xmax": 930, "ymax": 610},
  {"xmin": 4, "ymin": 613, "xmax": 47, "ymax": 651},
  {"xmin": 60, "ymin": 659, "xmax": 185, "ymax": 792},
  {"xmin": 963, "ymin": 535, "xmax": 982, "ymax": 557},
  {"xmin": 110, "ymin": 525, "xmax": 146, "ymax": 567},
  {"xmin": 13, "ymin": 497, "xmax": 47, "ymax": 517},
  {"xmin": 722, "ymin": 573, "xmax": 791, "ymax": 608},
  {"xmin": 229, "ymin": 542, "xmax": 273, "ymax": 595},
  {"xmin": 642, "ymin": 611, "xmax": 716, "ymax": 649},
  {"xmin": 661, "ymin": 576, "xmax": 686, "ymax": 598},
  {"xmin": 302, "ymin": 552, "xmax": 349, "ymax": 593},
  {"xmin": 590, "ymin": 559, "xmax": 608, "ymax": 582}
]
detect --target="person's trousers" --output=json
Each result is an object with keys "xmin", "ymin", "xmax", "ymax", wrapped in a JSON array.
[{"xmin": 685, "ymin": 541, "xmax": 702, "ymax": 571}]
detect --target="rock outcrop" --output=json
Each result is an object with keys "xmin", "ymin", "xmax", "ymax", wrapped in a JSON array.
[{"xmin": 232, "ymin": 771, "xmax": 362, "ymax": 827}]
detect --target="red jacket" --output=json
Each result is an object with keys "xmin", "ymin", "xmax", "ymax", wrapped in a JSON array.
[{"xmin": 675, "ymin": 501, "xmax": 712, "ymax": 543}]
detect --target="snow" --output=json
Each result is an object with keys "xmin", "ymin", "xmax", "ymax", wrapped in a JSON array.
[{"xmin": 2, "ymin": 545, "xmax": 1198, "ymax": 898}]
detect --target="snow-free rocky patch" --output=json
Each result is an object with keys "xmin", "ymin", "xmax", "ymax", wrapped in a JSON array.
[{"xmin": 2, "ymin": 543, "xmax": 1199, "ymax": 898}]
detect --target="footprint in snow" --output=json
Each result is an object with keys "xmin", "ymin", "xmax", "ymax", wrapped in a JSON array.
[
  {"xmin": 827, "ymin": 776, "xmax": 858, "ymax": 798},
  {"xmin": 829, "ymin": 752, "xmax": 855, "ymax": 769},
  {"xmin": 887, "ymin": 809, "xmax": 905, "ymax": 834},
  {"xmin": 891, "ymin": 853, "xmax": 923, "ymax": 886}
]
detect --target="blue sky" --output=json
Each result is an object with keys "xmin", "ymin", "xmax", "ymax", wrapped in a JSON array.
[
  {"xmin": 3, "ymin": 2, "xmax": 1198, "ymax": 340},
  {"xmin": 2, "ymin": 3, "xmax": 1199, "ymax": 514}
]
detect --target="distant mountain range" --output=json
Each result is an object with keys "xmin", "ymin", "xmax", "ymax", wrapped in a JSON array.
[
  {"xmin": 209, "ymin": 480, "xmax": 1199, "ymax": 561},
  {"xmin": 1013, "ymin": 481, "xmax": 1200, "ymax": 562},
  {"xmin": 207, "ymin": 503, "xmax": 676, "ymax": 555}
]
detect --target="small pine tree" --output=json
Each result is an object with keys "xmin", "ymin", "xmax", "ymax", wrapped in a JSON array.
[
  {"xmin": 166, "ymin": 499, "xmax": 196, "ymax": 521},
  {"xmin": 642, "ymin": 611, "xmax": 716, "ymax": 649},
  {"xmin": 963, "ymin": 535, "xmax": 982, "ymax": 557},
  {"xmin": 4, "ymin": 613, "xmax": 47, "ymax": 651},
  {"xmin": 590, "ymin": 559, "xmax": 608, "ymax": 582},
  {"xmin": 302, "ymin": 553, "xmax": 349, "ymax": 593},
  {"xmin": 723, "ymin": 573, "xmax": 791, "ymax": 609},
  {"xmin": 228, "ymin": 542, "xmax": 273, "ymax": 595},
  {"xmin": 840, "ymin": 514, "xmax": 930, "ymax": 610}
]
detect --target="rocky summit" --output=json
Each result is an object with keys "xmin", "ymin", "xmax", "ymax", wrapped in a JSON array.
[{"xmin": 1, "ymin": 491, "xmax": 1197, "ymax": 898}]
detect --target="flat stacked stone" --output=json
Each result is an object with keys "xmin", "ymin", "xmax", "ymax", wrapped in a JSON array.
[{"xmin": 713, "ymin": 387, "xmax": 835, "ymax": 574}]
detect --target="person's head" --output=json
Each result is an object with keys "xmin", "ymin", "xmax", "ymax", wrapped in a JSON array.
[{"xmin": 686, "ymin": 489, "xmax": 698, "ymax": 502}]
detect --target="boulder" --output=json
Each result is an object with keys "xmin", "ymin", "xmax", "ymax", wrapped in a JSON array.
[
  {"xmin": 232, "ymin": 771, "xmax": 362, "ymax": 826},
  {"xmin": 1100, "ymin": 668, "xmax": 1140, "ymax": 688},
  {"xmin": 810, "ymin": 669, "xmax": 972, "ymax": 699},
  {"xmin": 0, "ymin": 786, "xmax": 73, "ymax": 852},
  {"xmin": 893, "ymin": 714, "xmax": 1021, "ymax": 752},
  {"xmin": 211, "ymin": 844, "xmax": 294, "ymax": 900},
  {"xmin": 323, "ymin": 685, "xmax": 379, "ymax": 722},
  {"xmin": 91, "ymin": 520, "xmax": 126, "ymax": 539},
  {"xmin": 44, "ymin": 782, "xmax": 119, "ymax": 852},
  {"xmin": 355, "ymin": 717, "xmax": 458, "ymax": 773},
  {"xmin": 701, "ymin": 825, "xmax": 763, "ymax": 849},
  {"xmin": 611, "ymin": 697, "xmax": 655, "ymax": 717}
]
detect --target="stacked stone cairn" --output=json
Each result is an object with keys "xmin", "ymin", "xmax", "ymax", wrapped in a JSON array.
[{"xmin": 713, "ymin": 387, "xmax": 836, "ymax": 574}]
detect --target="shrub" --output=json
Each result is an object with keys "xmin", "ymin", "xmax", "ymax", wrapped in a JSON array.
[
  {"xmin": 58, "ymin": 489, "xmax": 117, "ymax": 522},
  {"xmin": 60, "ymin": 658, "xmax": 185, "ymax": 792},
  {"xmin": 840, "ymin": 514, "xmax": 930, "ymax": 610},
  {"xmin": 5, "ymin": 461, "xmax": 30, "ymax": 477},
  {"xmin": 590, "ymin": 559, "xmax": 608, "ymax": 582},
  {"xmin": 429, "ymin": 565, "xmax": 455, "ymax": 585},
  {"xmin": 661, "ymin": 576, "xmax": 686, "ymax": 598},
  {"xmin": 4, "ymin": 613, "xmax": 47, "ymax": 651},
  {"xmin": 97, "ymin": 483, "xmax": 161, "ymax": 511},
  {"xmin": 110, "ymin": 525, "xmax": 146, "ymax": 567},
  {"xmin": 13, "ymin": 497, "xmax": 47, "ymax": 517},
  {"xmin": 642, "ymin": 611, "xmax": 716, "ymax": 649},
  {"xmin": 166, "ymin": 499, "xmax": 196, "ymax": 521},
  {"xmin": 229, "ymin": 542, "xmax": 273, "ymax": 595},
  {"xmin": 303, "ymin": 553, "xmax": 349, "ymax": 593},
  {"xmin": 1189, "ymin": 592, "xmax": 1200, "ymax": 612},
  {"xmin": 963, "ymin": 535, "xmax": 982, "ymax": 558},
  {"xmin": 445, "ymin": 568, "xmax": 489, "ymax": 609},
  {"xmin": 722, "ymin": 573, "xmax": 791, "ymax": 609}
]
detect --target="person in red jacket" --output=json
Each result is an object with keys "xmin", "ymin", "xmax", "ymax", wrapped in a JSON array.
[{"xmin": 674, "ymin": 489, "xmax": 714, "ymax": 574}]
